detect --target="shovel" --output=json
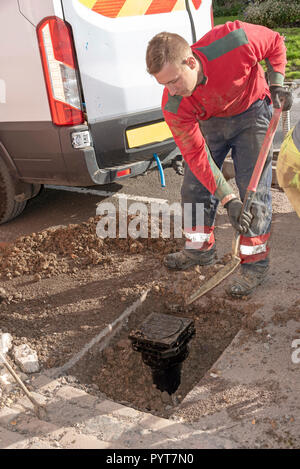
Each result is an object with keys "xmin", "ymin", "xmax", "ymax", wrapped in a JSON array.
[
  {"xmin": 187, "ymin": 105, "xmax": 283, "ymax": 305},
  {"xmin": 0, "ymin": 351, "xmax": 48, "ymax": 420}
]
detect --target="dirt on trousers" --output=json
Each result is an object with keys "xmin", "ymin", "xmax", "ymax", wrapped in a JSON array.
[{"xmin": 0, "ymin": 213, "xmax": 263, "ymax": 418}]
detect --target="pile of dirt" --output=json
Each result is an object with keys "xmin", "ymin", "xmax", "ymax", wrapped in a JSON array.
[{"xmin": 0, "ymin": 215, "xmax": 182, "ymax": 280}]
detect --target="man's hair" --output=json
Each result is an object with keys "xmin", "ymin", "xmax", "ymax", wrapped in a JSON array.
[{"xmin": 146, "ymin": 32, "xmax": 192, "ymax": 75}]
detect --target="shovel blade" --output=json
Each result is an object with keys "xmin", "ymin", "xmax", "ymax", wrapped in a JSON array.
[{"xmin": 186, "ymin": 256, "xmax": 241, "ymax": 305}]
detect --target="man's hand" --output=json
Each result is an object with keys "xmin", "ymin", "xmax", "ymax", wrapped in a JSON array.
[
  {"xmin": 224, "ymin": 198, "xmax": 253, "ymax": 234},
  {"xmin": 270, "ymin": 86, "xmax": 293, "ymax": 111}
]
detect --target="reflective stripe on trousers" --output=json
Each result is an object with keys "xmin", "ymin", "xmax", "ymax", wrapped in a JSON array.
[
  {"xmin": 239, "ymin": 233, "xmax": 270, "ymax": 264},
  {"xmin": 184, "ymin": 227, "xmax": 270, "ymax": 263},
  {"xmin": 184, "ymin": 225, "xmax": 215, "ymax": 250}
]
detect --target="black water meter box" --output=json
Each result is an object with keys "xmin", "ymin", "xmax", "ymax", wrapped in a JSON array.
[{"xmin": 129, "ymin": 312, "xmax": 195, "ymax": 361}]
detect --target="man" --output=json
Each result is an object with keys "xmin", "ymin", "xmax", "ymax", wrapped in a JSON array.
[
  {"xmin": 277, "ymin": 119, "xmax": 300, "ymax": 217},
  {"xmin": 146, "ymin": 20, "xmax": 293, "ymax": 297}
]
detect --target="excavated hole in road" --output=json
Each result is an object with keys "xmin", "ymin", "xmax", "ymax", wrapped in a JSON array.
[
  {"xmin": 0, "ymin": 215, "xmax": 259, "ymax": 417},
  {"xmin": 68, "ymin": 290, "xmax": 253, "ymax": 419}
]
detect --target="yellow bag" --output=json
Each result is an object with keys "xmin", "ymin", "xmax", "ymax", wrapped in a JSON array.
[{"xmin": 276, "ymin": 128, "xmax": 300, "ymax": 217}]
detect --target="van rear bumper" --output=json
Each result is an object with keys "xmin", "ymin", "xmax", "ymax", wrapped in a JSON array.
[
  {"xmin": 0, "ymin": 121, "xmax": 179, "ymax": 186},
  {"xmin": 83, "ymin": 143, "xmax": 180, "ymax": 185},
  {"xmin": 59, "ymin": 124, "xmax": 179, "ymax": 185}
]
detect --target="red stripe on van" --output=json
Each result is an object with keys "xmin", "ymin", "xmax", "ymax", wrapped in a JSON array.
[{"xmin": 92, "ymin": 0, "xmax": 126, "ymax": 17}]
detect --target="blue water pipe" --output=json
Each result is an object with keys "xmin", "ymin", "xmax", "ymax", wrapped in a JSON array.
[{"xmin": 153, "ymin": 153, "xmax": 166, "ymax": 188}]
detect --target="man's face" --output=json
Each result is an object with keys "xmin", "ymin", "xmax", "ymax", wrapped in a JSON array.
[{"xmin": 153, "ymin": 58, "xmax": 199, "ymax": 97}]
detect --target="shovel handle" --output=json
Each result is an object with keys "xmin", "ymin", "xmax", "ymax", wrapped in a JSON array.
[
  {"xmin": 236, "ymin": 106, "xmax": 282, "ymax": 250},
  {"xmin": 247, "ymin": 106, "xmax": 282, "ymax": 193},
  {"xmin": 238, "ymin": 105, "xmax": 282, "ymax": 230},
  {"xmin": 0, "ymin": 351, "xmax": 45, "ymax": 416}
]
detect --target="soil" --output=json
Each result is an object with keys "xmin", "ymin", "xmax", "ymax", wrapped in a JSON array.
[{"xmin": 0, "ymin": 214, "xmax": 261, "ymax": 417}]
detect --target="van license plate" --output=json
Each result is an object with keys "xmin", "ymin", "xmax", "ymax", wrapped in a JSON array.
[{"xmin": 126, "ymin": 121, "xmax": 172, "ymax": 148}]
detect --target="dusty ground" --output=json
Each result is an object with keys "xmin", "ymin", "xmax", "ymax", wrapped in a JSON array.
[
  {"xmin": 0, "ymin": 186, "xmax": 299, "ymax": 427},
  {"xmin": 0, "ymin": 213, "xmax": 259, "ymax": 416}
]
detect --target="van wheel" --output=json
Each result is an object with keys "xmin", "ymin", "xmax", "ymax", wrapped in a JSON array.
[{"xmin": 0, "ymin": 158, "xmax": 27, "ymax": 224}]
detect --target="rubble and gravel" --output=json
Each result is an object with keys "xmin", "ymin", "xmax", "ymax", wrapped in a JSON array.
[{"xmin": 0, "ymin": 216, "xmax": 181, "ymax": 281}]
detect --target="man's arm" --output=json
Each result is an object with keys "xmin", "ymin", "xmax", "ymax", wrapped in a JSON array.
[
  {"xmin": 240, "ymin": 21, "xmax": 292, "ymax": 110},
  {"xmin": 240, "ymin": 21, "xmax": 286, "ymax": 85},
  {"xmin": 163, "ymin": 102, "xmax": 235, "ymax": 205}
]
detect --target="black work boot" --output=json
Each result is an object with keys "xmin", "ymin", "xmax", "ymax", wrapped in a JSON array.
[
  {"xmin": 226, "ymin": 263, "xmax": 269, "ymax": 298},
  {"xmin": 164, "ymin": 245, "xmax": 216, "ymax": 270}
]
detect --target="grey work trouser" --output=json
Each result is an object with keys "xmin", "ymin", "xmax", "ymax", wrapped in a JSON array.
[{"xmin": 181, "ymin": 97, "xmax": 273, "ymax": 269}]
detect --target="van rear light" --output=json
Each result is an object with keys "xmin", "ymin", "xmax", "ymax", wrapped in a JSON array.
[
  {"xmin": 117, "ymin": 169, "xmax": 131, "ymax": 178},
  {"xmin": 37, "ymin": 16, "xmax": 84, "ymax": 126}
]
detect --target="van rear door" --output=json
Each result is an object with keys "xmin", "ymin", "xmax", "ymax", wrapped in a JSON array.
[{"xmin": 61, "ymin": 0, "xmax": 213, "ymax": 168}]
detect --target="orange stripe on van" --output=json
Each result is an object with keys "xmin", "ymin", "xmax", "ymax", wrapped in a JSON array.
[
  {"xmin": 91, "ymin": 0, "xmax": 126, "ymax": 17},
  {"xmin": 192, "ymin": 0, "xmax": 202, "ymax": 8},
  {"xmin": 145, "ymin": 0, "xmax": 177, "ymax": 15},
  {"xmin": 79, "ymin": 0, "xmax": 203, "ymax": 17}
]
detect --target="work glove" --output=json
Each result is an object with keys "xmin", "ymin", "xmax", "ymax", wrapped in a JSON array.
[
  {"xmin": 224, "ymin": 198, "xmax": 253, "ymax": 234},
  {"xmin": 270, "ymin": 86, "xmax": 293, "ymax": 111}
]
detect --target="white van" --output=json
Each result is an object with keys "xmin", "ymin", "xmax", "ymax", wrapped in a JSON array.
[{"xmin": 0, "ymin": 0, "xmax": 213, "ymax": 223}]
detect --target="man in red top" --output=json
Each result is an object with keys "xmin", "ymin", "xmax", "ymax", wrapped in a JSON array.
[{"xmin": 146, "ymin": 21, "xmax": 292, "ymax": 297}]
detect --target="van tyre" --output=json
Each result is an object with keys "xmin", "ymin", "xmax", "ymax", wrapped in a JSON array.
[{"xmin": 0, "ymin": 158, "xmax": 27, "ymax": 224}]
